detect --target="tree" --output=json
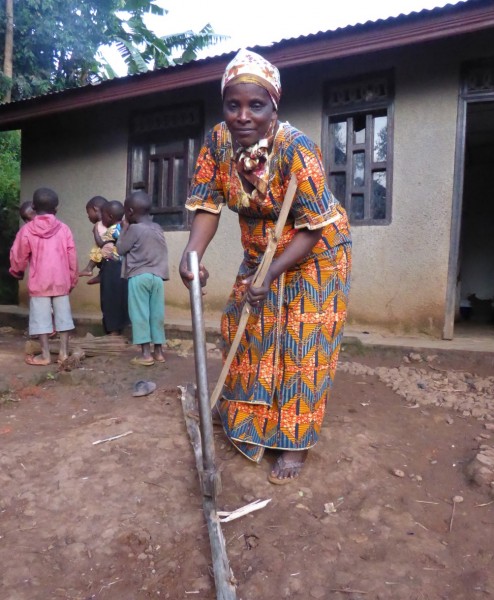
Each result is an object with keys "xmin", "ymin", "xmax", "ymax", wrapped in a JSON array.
[
  {"xmin": 0, "ymin": 1, "xmax": 226, "ymax": 102},
  {"xmin": 0, "ymin": 129, "xmax": 20, "ymax": 303},
  {"xmin": 2, "ymin": 0, "xmax": 13, "ymax": 103}
]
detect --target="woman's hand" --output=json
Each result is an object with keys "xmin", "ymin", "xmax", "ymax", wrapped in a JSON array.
[
  {"xmin": 243, "ymin": 272, "xmax": 273, "ymax": 306},
  {"xmin": 179, "ymin": 255, "xmax": 210, "ymax": 292},
  {"xmin": 179, "ymin": 210, "xmax": 220, "ymax": 292},
  {"xmin": 243, "ymin": 228, "xmax": 323, "ymax": 307}
]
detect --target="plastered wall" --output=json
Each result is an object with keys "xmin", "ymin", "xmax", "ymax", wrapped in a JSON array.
[{"xmin": 19, "ymin": 31, "xmax": 494, "ymax": 334}]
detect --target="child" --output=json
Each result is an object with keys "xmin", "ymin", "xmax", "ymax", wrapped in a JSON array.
[
  {"xmin": 79, "ymin": 195, "xmax": 108, "ymax": 285},
  {"xmin": 19, "ymin": 200, "xmax": 36, "ymax": 223},
  {"xmin": 117, "ymin": 191, "xmax": 169, "ymax": 366},
  {"xmin": 19, "ymin": 200, "xmax": 57, "ymax": 338},
  {"xmin": 9, "ymin": 188, "xmax": 78, "ymax": 365},
  {"xmin": 98, "ymin": 200, "xmax": 129, "ymax": 335}
]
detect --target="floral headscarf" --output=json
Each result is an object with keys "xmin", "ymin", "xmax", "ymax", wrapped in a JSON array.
[{"xmin": 221, "ymin": 49, "xmax": 281, "ymax": 110}]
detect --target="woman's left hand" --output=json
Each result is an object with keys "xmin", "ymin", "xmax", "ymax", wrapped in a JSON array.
[
  {"xmin": 243, "ymin": 273, "xmax": 273, "ymax": 306},
  {"xmin": 242, "ymin": 228, "xmax": 324, "ymax": 307}
]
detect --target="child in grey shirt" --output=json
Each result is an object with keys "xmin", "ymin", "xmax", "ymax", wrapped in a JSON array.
[{"xmin": 117, "ymin": 191, "xmax": 169, "ymax": 366}]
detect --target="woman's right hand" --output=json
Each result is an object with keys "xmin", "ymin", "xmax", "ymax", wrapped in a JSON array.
[{"xmin": 179, "ymin": 255, "xmax": 210, "ymax": 291}]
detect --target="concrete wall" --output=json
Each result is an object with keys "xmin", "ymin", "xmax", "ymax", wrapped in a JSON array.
[
  {"xmin": 20, "ymin": 83, "xmax": 244, "ymax": 320},
  {"xmin": 18, "ymin": 30, "xmax": 494, "ymax": 335}
]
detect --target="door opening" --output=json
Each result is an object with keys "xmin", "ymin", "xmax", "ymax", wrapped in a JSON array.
[{"xmin": 455, "ymin": 101, "xmax": 494, "ymax": 334}]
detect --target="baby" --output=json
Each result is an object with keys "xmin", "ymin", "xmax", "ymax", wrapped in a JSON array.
[{"xmin": 79, "ymin": 195, "xmax": 108, "ymax": 285}]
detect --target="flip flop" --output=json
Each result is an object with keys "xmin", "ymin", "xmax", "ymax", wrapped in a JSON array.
[
  {"xmin": 153, "ymin": 355, "xmax": 166, "ymax": 363},
  {"xmin": 267, "ymin": 454, "xmax": 306, "ymax": 485},
  {"xmin": 132, "ymin": 380, "xmax": 157, "ymax": 397},
  {"xmin": 130, "ymin": 356, "xmax": 155, "ymax": 366},
  {"xmin": 25, "ymin": 354, "xmax": 51, "ymax": 366}
]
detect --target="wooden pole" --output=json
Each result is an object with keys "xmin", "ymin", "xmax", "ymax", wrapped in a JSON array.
[{"xmin": 180, "ymin": 385, "xmax": 237, "ymax": 600}]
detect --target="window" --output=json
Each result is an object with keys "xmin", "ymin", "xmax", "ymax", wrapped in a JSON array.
[
  {"xmin": 128, "ymin": 105, "xmax": 203, "ymax": 230},
  {"xmin": 324, "ymin": 72, "xmax": 394, "ymax": 225}
]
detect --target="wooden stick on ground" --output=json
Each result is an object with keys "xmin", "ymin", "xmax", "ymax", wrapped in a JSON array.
[
  {"xmin": 92, "ymin": 430, "xmax": 133, "ymax": 445},
  {"xmin": 179, "ymin": 384, "xmax": 237, "ymax": 600}
]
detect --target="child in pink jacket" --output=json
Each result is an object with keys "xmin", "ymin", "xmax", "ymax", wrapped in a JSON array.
[{"xmin": 9, "ymin": 188, "xmax": 78, "ymax": 366}]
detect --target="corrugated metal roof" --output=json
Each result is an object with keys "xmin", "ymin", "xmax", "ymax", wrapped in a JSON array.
[
  {"xmin": 277, "ymin": 0, "xmax": 470, "ymax": 39},
  {"xmin": 0, "ymin": 0, "xmax": 491, "ymax": 129}
]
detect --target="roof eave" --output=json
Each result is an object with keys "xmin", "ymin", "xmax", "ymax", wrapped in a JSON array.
[{"xmin": 0, "ymin": 1, "xmax": 493, "ymax": 129}]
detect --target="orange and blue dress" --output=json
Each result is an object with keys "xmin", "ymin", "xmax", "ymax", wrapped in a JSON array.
[{"xmin": 186, "ymin": 121, "xmax": 352, "ymax": 462}]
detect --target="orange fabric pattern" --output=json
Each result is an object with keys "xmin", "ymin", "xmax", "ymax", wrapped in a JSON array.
[{"xmin": 186, "ymin": 121, "xmax": 352, "ymax": 462}]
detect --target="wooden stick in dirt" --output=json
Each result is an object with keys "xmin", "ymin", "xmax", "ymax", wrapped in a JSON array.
[
  {"xmin": 209, "ymin": 174, "xmax": 298, "ymax": 408},
  {"xmin": 179, "ymin": 384, "xmax": 237, "ymax": 600},
  {"xmin": 185, "ymin": 250, "xmax": 237, "ymax": 600}
]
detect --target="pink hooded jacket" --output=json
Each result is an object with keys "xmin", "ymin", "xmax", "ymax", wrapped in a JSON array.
[{"xmin": 9, "ymin": 214, "xmax": 78, "ymax": 297}]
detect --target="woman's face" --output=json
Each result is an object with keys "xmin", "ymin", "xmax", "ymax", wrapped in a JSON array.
[{"xmin": 223, "ymin": 83, "xmax": 277, "ymax": 147}]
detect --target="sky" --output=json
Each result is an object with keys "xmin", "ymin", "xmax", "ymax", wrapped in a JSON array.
[{"xmin": 101, "ymin": 0, "xmax": 466, "ymax": 72}]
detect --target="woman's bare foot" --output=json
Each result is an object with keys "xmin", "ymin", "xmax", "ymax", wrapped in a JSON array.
[
  {"xmin": 268, "ymin": 450, "xmax": 308, "ymax": 485},
  {"xmin": 25, "ymin": 354, "xmax": 51, "ymax": 366}
]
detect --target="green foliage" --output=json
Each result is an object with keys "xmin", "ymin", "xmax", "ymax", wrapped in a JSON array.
[
  {"xmin": 0, "ymin": 130, "xmax": 20, "ymax": 303},
  {"xmin": 0, "ymin": 1, "xmax": 227, "ymax": 101}
]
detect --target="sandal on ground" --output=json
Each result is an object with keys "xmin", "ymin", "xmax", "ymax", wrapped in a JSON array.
[
  {"xmin": 153, "ymin": 355, "xmax": 166, "ymax": 363},
  {"xmin": 132, "ymin": 380, "xmax": 157, "ymax": 397},
  {"xmin": 268, "ymin": 453, "xmax": 307, "ymax": 485},
  {"xmin": 130, "ymin": 356, "xmax": 155, "ymax": 366},
  {"xmin": 25, "ymin": 354, "xmax": 51, "ymax": 366}
]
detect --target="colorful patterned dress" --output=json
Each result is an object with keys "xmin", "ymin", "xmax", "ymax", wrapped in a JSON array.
[{"xmin": 186, "ymin": 121, "xmax": 352, "ymax": 462}]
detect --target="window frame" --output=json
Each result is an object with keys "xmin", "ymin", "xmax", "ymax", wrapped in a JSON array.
[
  {"xmin": 127, "ymin": 104, "xmax": 203, "ymax": 231},
  {"xmin": 322, "ymin": 71, "xmax": 394, "ymax": 226}
]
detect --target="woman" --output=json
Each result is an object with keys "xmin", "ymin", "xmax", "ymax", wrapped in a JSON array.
[{"xmin": 180, "ymin": 49, "xmax": 351, "ymax": 484}]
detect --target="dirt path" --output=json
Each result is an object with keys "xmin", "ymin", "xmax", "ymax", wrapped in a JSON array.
[{"xmin": 1, "ymin": 329, "xmax": 493, "ymax": 600}]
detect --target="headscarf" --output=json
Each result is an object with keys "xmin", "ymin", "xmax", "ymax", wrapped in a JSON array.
[
  {"xmin": 221, "ymin": 50, "xmax": 282, "ymax": 204},
  {"xmin": 221, "ymin": 49, "xmax": 281, "ymax": 110}
]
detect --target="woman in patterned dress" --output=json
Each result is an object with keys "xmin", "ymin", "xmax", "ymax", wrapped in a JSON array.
[{"xmin": 180, "ymin": 49, "xmax": 351, "ymax": 484}]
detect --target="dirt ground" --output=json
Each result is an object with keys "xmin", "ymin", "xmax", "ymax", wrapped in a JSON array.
[{"xmin": 1, "ymin": 326, "xmax": 494, "ymax": 600}]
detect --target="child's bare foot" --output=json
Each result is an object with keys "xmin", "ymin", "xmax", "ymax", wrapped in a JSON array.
[
  {"xmin": 25, "ymin": 354, "xmax": 51, "ymax": 366},
  {"xmin": 153, "ymin": 350, "xmax": 166, "ymax": 363},
  {"xmin": 57, "ymin": 354, "xmax": 69, "ymax": 364},
  {"xmin": 79, "ymin": 270, "xmax": 93, "ymax": 277},
  {"xmin": 87, "ymin": 275, "xmax": 101, "ymax": 285}
]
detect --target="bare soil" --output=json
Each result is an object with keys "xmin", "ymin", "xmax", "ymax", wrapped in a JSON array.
[{"xmin": 1, "ymin": 328, "xmax": 494, "ymax": 600}]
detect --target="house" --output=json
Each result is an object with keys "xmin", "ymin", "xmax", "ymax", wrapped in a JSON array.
[{"xmin": 1, "ymin": 0, "xmax": 493, "ymax": 339}]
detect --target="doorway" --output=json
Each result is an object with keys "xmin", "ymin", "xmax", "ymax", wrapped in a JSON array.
[
  {"xmin": 444, "ymin": 59, "xmax": 494, "ymax": 340},
  {"xmin": 456, "ymin": 102, "xmax": 494, "ymax": 333}
]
